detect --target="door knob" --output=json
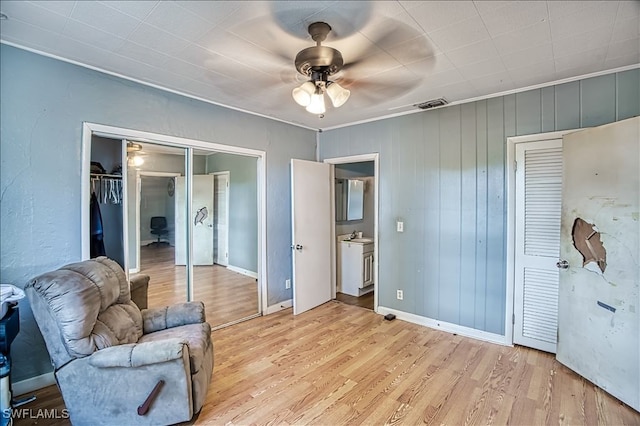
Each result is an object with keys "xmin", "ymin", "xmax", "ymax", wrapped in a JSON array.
[{"xmin": 556, "ymin": 260, "xmax": 569, "ymax": 269}]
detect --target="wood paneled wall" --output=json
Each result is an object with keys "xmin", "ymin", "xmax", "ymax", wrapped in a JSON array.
[{"xmin": 319, "ymin": 69, "xmax": 640, "ymax": 336}]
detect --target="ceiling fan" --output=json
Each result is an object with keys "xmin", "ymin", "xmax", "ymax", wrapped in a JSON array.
[{"xmin": 291, "ymin": 22, "xmax": 351, "ymax": 115}]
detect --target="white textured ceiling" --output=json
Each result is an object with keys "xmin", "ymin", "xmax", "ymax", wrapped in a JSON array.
[{"xmin": 1, "ymin": 1, "xmax": 638, "ymax": 130}]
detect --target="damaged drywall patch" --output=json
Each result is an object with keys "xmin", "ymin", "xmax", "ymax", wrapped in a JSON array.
[
  {"xmin": 597, "ymin": 301, "xmax": 616, "ymax": 313},
  {"xmin": 572, "ymin": 218, "xmax": 607, "ymax": 273}
]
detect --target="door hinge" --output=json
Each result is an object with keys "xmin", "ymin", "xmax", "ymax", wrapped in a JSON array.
[
  {"xmin": 227, "ymin": 181, "xmax": 229, "ymax": 188},
  {"xmin": 512, "ymin": 313, "xmax": 515, "ymax": 324},
  {"xmin": 514, "ymin": 160, "xmax": 518, "ymax": 172}
]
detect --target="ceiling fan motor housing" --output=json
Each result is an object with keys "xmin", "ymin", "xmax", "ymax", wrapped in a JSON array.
[
  {"xmin": 294, "ymin": 22, "xmax": 343, "ymax": 77},
  {"xmin": 295, "ymin": 46, "xmax": 343, "ymax": 76}
]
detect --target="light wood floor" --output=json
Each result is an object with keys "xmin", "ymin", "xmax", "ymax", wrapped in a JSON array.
[
  {"xmin": 140, "ymin": 245, "xmax": 259, "ymax": 328},
  {"xmin": 15, "ymin": 302, "xmax": 639, "ymax": 425}
]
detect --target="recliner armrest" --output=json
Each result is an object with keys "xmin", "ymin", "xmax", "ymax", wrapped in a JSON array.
[
  {"xmin": 89, "ymin": 339, "xmax": 187, "ymax": 368},
  {"xmin": 130, "ymin": 274, "xmax": 149, "ymax": 309},
  {"xmin": 142, "ymin": 301, "xmax": 206, "ymax": 334}
]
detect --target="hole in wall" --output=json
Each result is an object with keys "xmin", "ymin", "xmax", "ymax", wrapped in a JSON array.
[{"xmin": 572, "ymin": 218, "xmax": 607, "ymax": 273}]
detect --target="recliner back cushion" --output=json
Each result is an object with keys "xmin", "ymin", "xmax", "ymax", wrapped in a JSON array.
[{"xmin": 27, "ymin": 257, "xmax": 143, "ymax": 358}]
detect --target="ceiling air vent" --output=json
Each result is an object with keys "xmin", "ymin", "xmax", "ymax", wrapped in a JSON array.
[{"xmin": 415, "ymin": 98, "xmax": 448, "ymax": 110}]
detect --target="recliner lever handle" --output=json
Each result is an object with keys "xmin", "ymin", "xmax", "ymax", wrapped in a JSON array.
[{"xmin": 137, "ymin": 379, "xmax": 165, "ymax": 416}]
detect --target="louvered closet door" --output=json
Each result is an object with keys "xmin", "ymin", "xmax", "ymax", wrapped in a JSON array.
[{"xmin": 514, "ymin": 139, "xmax": 563, "ymax": 353}]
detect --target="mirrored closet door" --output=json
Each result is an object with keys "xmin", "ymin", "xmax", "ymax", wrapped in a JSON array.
[{"xmin": 84, "ymin": 131, "xmax": 261, "ymax": 329}]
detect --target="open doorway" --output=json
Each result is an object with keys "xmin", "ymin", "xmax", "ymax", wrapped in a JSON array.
[
  {"xmin": 324, "ymin": 154, "xmax": 379, "ymax": 312},
  {"xmin": 137, "ymin": 172, "xmax": 181, "ymax": 269}
]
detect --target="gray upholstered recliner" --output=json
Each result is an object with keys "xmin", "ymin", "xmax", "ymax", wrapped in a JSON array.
[{"xmin": 25, "ymin": 257, "xmax": 213, "ymax": 425}]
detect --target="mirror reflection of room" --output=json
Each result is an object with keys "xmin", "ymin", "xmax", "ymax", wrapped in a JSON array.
[
  {"xmin": 125, "ymin": 142, "xmax": 187, "ymax": 317},
  {"xmin": 132, "ymin": 144, "xmax": 260, "ymax": 329},
  {"xmin": 334, "ymin": 161, "xmax": 375, "ymax": 310},
  {"xmin": 89, "ymin": 137, "xmax": 260, "ymax": 330}
]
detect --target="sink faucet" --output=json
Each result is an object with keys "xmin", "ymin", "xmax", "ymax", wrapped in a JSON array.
[{"xmin": 350, "ymin": 230, "xmax": 357, "ymax": 240}]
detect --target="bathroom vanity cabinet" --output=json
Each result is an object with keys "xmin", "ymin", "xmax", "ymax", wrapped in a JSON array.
[{"xmin": 340, "ymin": 239, "xmax": 374, "ymax": 297}]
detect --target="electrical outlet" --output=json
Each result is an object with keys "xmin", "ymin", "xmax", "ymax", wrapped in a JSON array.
[
  {"xmin": 397, "ymin": 221, "xmax": 404, "ymax": 232},
  {"xmin": 396, "ymin": 290, "xmax": 403, "ymax": 300},
  {"xmin": 285, "ymin": 279, "xmax": 291, "ymax": 289}
]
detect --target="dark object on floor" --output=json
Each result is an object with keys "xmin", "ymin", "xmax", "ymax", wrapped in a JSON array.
[
  {"xmin": 148, "ymin": 216, "xmax": 169, "ymax": 246},
  {"xmin": 384, "ymin": 313, "xmax": 396, "ymax": 321}
]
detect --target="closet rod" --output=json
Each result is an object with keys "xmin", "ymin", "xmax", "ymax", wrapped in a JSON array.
[{"xmin": 90, "ymin": 173, "xmax": 122, "ymax": 179}]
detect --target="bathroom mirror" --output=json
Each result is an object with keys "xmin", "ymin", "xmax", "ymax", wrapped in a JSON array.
[{"xmin": 335, "ymin": 178, "xmax": 364, "ymax": 221}]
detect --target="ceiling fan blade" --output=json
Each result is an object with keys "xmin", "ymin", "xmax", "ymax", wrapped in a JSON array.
[
  {"xmin": 340, "ymin": 27, "xmax": 399, "ymax": 64},
  {"xmin": 336, "ymin": 15, "xmax": 436, "ymax": 80},
  {"xmin": 280, "ymin": 68, "xmax": 307, "ymax": 85},
  {"xmin": 334, "ymin": 71, "xmax": 423, "ymax": 108}
]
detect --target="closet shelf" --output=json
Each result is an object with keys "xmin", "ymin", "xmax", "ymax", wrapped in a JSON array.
[{"xmin": 91, "ymin": 173, "xmax": 123, "ymax": 179}]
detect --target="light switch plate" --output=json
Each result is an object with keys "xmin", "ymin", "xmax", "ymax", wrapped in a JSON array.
[{"xmin": 397, "ymin": 221, "xmax": 404, "ymax": 232}]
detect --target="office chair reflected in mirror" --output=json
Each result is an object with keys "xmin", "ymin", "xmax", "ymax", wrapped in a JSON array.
[{"xmin": 148, "ymin": 216, "xmax": 169, "ymax": 247}]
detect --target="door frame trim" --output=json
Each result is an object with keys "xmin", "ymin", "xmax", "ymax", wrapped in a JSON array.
[
  {"xmin": 81, "ymin": 122, "xmax": 268, "ymax": 316},
  {"xmin": 209, "ymin": 171, "xmax": 230, "ymax": 266},
  {"xmin": 505, "ymin": 129, "xmax": 581, "ymax": 346},
  {"xmin": 323, "ymin": 153, "xmax": 379, "ymax": 312}
]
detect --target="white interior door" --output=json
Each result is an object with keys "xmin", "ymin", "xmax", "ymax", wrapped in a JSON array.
[
  {"xmin": 513, "ymin": 139, "xmax": 563, "ymax": 353},
  {"xmin": 291, "ymin": 159, "xmax": 332, "ymax": 315},
  {"xmin": 192, "ymin": 175, "xmax": 215, "ymax": 265},
  {"xmin": 175, "ymin": 175, "xmax": 215, "ymax": 265},
  {"xmin": 213, "ymin": 172, "xmax": 229, "ymax": 266},
  {"xmin": 556, "ymin": 117, "xmax": 639, "ymax": 411}
]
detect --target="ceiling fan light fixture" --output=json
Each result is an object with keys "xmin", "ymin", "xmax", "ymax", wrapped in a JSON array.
[
  {"xmin": 126, "ymin": 141, "xmax": 142, "ymax": 152},
  {"xmin": 326, "ymin": 81, "xmax": 350, "ymax": 108},
  {"xmin": 305, "ymin": 89, "xmax": 326, "ymax": 114},
  {"xmin": 128, "ymin": 155, "xmax": 144, "ymax": 167},
  {"xmin": 293, "ymin": 22, "xmax": 350, "ymax": 115},
  {"xmin": 292, "ymin": 81, "xmax": 315, "ymax": 107}
]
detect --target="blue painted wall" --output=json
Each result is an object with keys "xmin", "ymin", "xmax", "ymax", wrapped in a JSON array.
[
  {"xmin": 0, "ymin": 45, "xmax": 316, "ymax": 381},
  {"xmin": 206, "ymin": 153, "xmax": 258, "ymax": 274},
  {"xmin": 319, "ymin": 69, "xmax": 640, "ymax": 336}
]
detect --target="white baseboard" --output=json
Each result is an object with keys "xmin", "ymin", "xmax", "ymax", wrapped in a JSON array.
[
  {"xmin": 377, "ymin": 306, "xmax": 510, "ymax": 347},
  {"xmin": 265, "ymin": 299, "xmax": 292, "ymax": 315},
  {"xmin": 227, "ymin": 265, "xmax": 258, "ymax": 279},
  {"xmin": 13, "ymin": 372, "xmax": 56, "ymax": 396}
]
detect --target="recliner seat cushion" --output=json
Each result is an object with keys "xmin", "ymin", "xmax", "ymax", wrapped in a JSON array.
[{"xmin": 138, "ymin": 322, "xmax": 212, "ymax": 373}]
